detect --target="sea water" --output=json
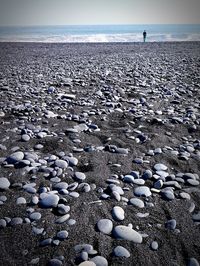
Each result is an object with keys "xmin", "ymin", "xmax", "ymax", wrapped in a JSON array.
[{"xmin": 0, "ymin": 24, "xmax": 200, "ymax": 42}]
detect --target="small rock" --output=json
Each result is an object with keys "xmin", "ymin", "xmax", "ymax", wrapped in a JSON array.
[
  {"xmin": 97, "ymin": 219, "xmax": 113, "ymax": 235},
  {"xmin": 113, "ymin": 246, "xmax": 130, "ymax": 258}
]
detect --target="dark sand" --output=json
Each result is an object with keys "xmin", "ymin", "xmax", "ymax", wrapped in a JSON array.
[{"xmin": 0, "ymin": 42, "xmax": 200, "ymax": 266}]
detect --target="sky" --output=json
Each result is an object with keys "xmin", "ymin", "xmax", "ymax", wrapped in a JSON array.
[{"xmin": 0, "ymin": 0, "xmax": 200, "ymax": 26}]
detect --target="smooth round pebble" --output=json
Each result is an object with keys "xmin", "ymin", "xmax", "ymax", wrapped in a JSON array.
[
  {"xmin": 129, "ymin": 198, "xmax": 145, "ymax": 208},
  {"xmin": 74, "ymin": 172, "xmax": 86, "ymax": 181},
  {"xmin": 151, "ymin": 241, "xmax": 159, "ymax": 250},
  {"xmin": 29, "ymin": 212, "xmax": 42, "ymax": 221},
  {"xmin": 113, "ymin": 225, "xmax": 142, "ymax": 243},
  {"xmin": 78, "ymin": 262, "xmax": 96, "ymax": 266},
  {"xmin": 113, "ymin": 246, "xmax": 130, "ymax": 258},
  {"xmin": 134, "ymin": 186, "xmax": 152, "ymax": 197},
  {"xmin": 0, "ymin": 177, "xmax": 10, "ymax": 190},
  {"xmin": 154, "ymin": 163, "xmax": 168, "ymax": 171},
  {"xmin": 97, "ymin": 219, "xmax": 113, "ymax": 234},
  {"xmin": 90, "ymin": 256, "xmax": 108, "ymax": 266},
  {"xmin": 187, "ymin": 258, "xmax": 200, "ymax": 266},
  {"xmin": 56, "ymin": 230, "xmax": 68, "ymax": 240},
  {"xmin": 39, "ymin": 194, "xmax": 59, "ymax": 208},
  {"xmin": 112, "ymin": 206, "xmax": 125, "ymax": 221},
  {"xmin": 16, "ymin": 197, "xmax": 27, "ymax": 205}
]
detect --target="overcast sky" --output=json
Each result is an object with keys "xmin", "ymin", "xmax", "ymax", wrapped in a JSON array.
[{"xmin": 0, "ymin": 0, "xmax": 199, "ymax": 26}]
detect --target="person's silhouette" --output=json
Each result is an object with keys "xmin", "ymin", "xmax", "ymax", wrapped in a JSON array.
[{"xmin": 143, "ymin": 30, "xmax": 147, "ymax": 42}]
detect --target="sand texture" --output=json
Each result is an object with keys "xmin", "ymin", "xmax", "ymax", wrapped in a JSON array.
[{"xmin": 0, "ymin": 42, "xmax": 200, "ymax": 266}]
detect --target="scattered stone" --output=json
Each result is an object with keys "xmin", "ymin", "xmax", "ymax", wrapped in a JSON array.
[
  {"xmin": 113, "ymin": 225, "xmax": 142, "ymax": 243},
  {"xmin": 113, "ymin": 246, "xmax": 130, "ymax": 258},
  {"xmin": 112, "ymin": 206, "xmax": 125, "ymax": 221},
  {"xmin": 97, "ymin": 219, "xmax": 113, "ymax": 234},
  {"xmin": 39, "ymin": 194, "xmax": 59, "ymax": 208},
  {"xmin": 90, "ymin": 256, "xmax": 108, "ymax": 266},
  {"xmin": 0, "ymin": 177, "xmax": 10, "ymax": 190},
  {"xmin": 134, "ymin": 186, "xmax": 152, "ymax": 197}
]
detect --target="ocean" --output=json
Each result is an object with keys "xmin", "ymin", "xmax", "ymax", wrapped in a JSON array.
[{"xmin": 0, "ymin": 24, "xmax": 200, "ymax": 42}]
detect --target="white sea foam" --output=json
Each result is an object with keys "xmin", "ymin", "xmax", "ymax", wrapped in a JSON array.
[{"xmin": 0, "ymin": 33, "xmax": 200, "ymax": 43}]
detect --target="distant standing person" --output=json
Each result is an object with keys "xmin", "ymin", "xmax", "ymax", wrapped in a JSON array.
[{"xmin": 143, "ymin": 30, "xmax": 147, "ymax": 42}]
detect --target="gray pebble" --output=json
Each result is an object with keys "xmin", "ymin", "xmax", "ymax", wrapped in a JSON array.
[
  {"xmin": 112, "ymin": 206, "xmax": 125, "ymax": 221},
  {"xmin": 0, "ymin": 219, "xmax": 7, "ymax": 228},
  {"xmin": 165, "ymin": 219, "xmax": 176, "ymax": 230},
  {"xmin": 56, "ymin": 230, "xmax": 68, "ymax": 240},
  {"xmin": 29, "ymin": 212, "xmax": 42, "ymax": 221},
  {"xmin": 90, "ymin": 256, "xmax": 108, "ymax": 266},
  {"xmin": 187, "ymin": 258, "xmax": 200, "ymax": 266},
  {"xmin": 55, "ymin": 159, "xmax": 68, "ymax": 169},
  {"xmin": 154, "ymin": 163, "xmax": 168, "ymax": 171},
  {"xmin": 134, "ymin": 186, "xmax": 151, "ymax": 197},
  {"xmin": 97, "ymin": 219, "xmax": 113, "ymax": 234},
  {"xmin": 74, "ymin": 172, "xmax": 86, "ymax": 181},
  {"xmin": 0, "ymin": 177, "xmax": 10, "ymax": 190},
  {"xmin": 10, "ymin": 217, "xmax": 23, "ymax": 226},
  {"xmin": 113, "ymin": 225, "xmax": 142, "ymax": 243},
  {"xmin": 129, "ymin": 198, "xmax": 145, "ymax": 208},
  {"xmin": 16, "ymin": 197, "xmax": 27, "ymax": 205},
  {"xmin": 39, "ymin": 194, "xmax": 59, "ymax": 208},
  {"xmin": 150, "ymin": 241, "xmax": 159, "ymax": 250},
  {"xmin": 48, "ymin": 259, "xmax": 63, "ymax": 266},
  {"xmin": 113, "ymin": 246, "xmax": 130, "ymax": 258},
  {"xmin": 192, "ymin": 211, "xmax": 200, "ymax": 222}
]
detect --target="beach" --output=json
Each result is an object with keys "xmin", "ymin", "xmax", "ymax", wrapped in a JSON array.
[{"xmin": 0, "ymin": 42, "xmax": 200, "ymax": 266}]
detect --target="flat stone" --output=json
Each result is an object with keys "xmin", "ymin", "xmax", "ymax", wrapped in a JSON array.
[
  {"xmin": 57, "ymin": 204, "xmax": 70, "ymax": 215},
  {"xmin": 90, "ymin": 256, "xmax": 108, "ymax": 266},
  {"xmin": 112, "ymin": 206, "xmax": 125, "ymax": 221},
  {"xmin": 129, "ymin": 198, "xmax": 145, "ymax": 208},
  {"xmin": 48, "ymin": 259, "xmax": 63, "ymax": 266},
  {"xmin": 16, "ymin": 197, "xmax": 26, "ymax": 204},
  {"xmin": 7, "ymin": 151, "xmax": 24, "ymax": 164},
  {"xmin": 165, "ymin": 219, "xmax": 176, "ymax": 230},
  {"xmin": 134, "ymin": 186, "xmax": 151, "ymax": 197},
  {"xmin": 113, "ymin": 246, "xmax": 130, "ymax": 258},
  {"xmin": 97, "ymin": 219, "xmax": 113, "ymax": 234},
  {"xmin": 29, "ymin": 212, "xmax": 42, "ymax": 221},
  {"xmin": 55, "ymin": 214, "xmax": 70, "ymax": 224},
  {"xmin": 78, "ymin": 262, "xmax": 96, "ymax": 266},
  {"xmin": 39, "ymin": 194, "xmax": 59, "ymax": 208},
  {"xmin": 55, "ymin": 160, "xmax": 68, "ymax": 169},
  {"xmin": 123, "ymin": 175, "xmax": 135, "ymax": 183},
  {"xmin": 154, "ymin": 163, "xmax": 168, "ymax": 171},
  {"xmin": 161, "ymin": 190, "xmax": 175, "ymax": 200},
  {"xmin": 132, "ymin": 179, "xmax": 145, "ymax": 185},
  {"xmin": 113, "ymin": 225, "xmax": 142, "ymax": 243},
  {"xmin": 74, "ymin": 172, "xmax": 86, "ymax": 181},
  {"xmin": 21, "ymin": 134, "xmax": 30, "ymax": 142},
  {"xmin": 186, "ymin": 179, "xmax": 199, "ymax": 186},
  {"xmin": 40, "ymin": 238, "xmax": 52, "ymax": 246},
  {"xmin": 0, "ymin": 177, "xmax": 10, "ymax": 190},
  {"xmin": 142, "ymin": 170, "xmax": 153, "ymax": 180},
  {"xmin": 10, "ymin": 217, "xmax": 23, "ymax": 226},
  {"xmin": 56, "ymin": 230, "xmax": 68, "ymax": 240}
]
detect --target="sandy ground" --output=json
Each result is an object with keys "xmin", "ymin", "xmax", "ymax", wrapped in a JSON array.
[{"xmin": 0, "ymin": 42, "xmax": 200, "ymax": 266}]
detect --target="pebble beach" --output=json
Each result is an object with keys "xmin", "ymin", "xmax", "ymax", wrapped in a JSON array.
[{"xmin": 0, "ymin": 42, "xmax": 200, "ymax": 266}]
